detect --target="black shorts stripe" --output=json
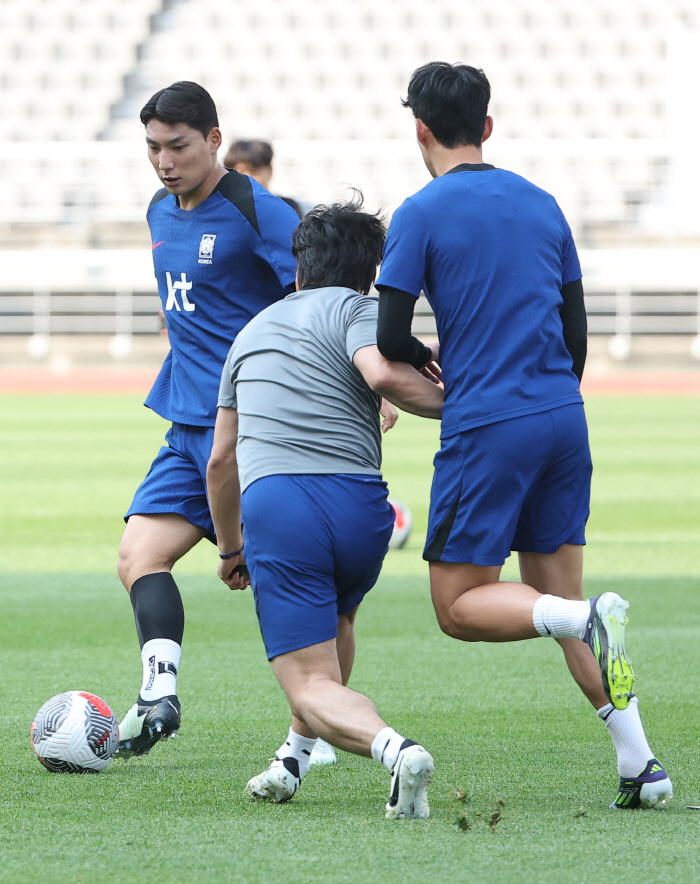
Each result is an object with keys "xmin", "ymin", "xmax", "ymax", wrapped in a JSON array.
[{"xmin": 423, "ymin": 494, "xmax": 460, "ymax": 561}]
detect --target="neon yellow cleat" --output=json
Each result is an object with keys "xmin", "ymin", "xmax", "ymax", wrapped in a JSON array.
[{"xmin": 584, "ymin": 592, "xmax": 635, "ymax": 710}]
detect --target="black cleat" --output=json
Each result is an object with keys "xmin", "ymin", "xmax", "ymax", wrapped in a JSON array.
[{"xmin": 115, "ymin": 695, "xmax": 181, "ymax": 760}]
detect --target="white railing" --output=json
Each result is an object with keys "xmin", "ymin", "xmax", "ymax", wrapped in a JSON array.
[{"xmin": 1, "ymin": 248, "xmax": 700, "ymax": 362}]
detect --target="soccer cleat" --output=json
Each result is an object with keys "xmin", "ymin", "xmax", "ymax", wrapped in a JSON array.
[
  {"xmin": 611, "ymin": 759, "xmax": 673, "ymax": 809},
  {"xmin": 584, "ymin": 592, "xmax": 635, "ymax": 710},
  {"xmin": 385, "ymin": 740, "xmax": 434, "ymax": 820},
  {"xmin": 115, "ymin": 695, "xmax": 181, "ymax": 760},
  {"xmin": 309, "ymin": 738, "xmax": 337, "ymax": 766},
  {"xmin": 245, "ymin": 757, "xmax": 301, "ymax": 803}
]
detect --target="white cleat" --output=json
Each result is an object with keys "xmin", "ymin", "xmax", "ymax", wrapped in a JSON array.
[
  {"xmin": 638, "ymin": 778, "xmax": 674, "ymax": 809},
  {"xmin": 385, "ymin": 742, "xmax": 434, "ymax": 819},
  {"xmin": 245, "ymin": 757, "xmax": 301, "ymax": 804},
  {"xmin": 611, "ymin": 758, "xmax": 673, "ymax": 809},
  {"xmin": 309, "ymin": 738, "xmax": 337, "ymax": 766}
]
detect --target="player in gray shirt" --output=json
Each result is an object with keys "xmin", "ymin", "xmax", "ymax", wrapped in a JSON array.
[
  {"xmin": 207, "ymin": 199, "xmax": 443, "ymax": 819},
  {"xmin": 217, "ymin": 284, "xmax": 385, "ymax": 493}
]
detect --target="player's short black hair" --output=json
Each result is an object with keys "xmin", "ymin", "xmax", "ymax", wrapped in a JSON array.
[
  {"xmin": 402, "ymin": 62, "xmax": 490, "ymax": 148},
  {"xmin": 224, "ymin": 139, "xmax": 273, "ymax": 169},
  {"xmin": 293, "ymin": 194, "xmax": 386, "ymax": 296},
  {"xmin": 140, "ymin": 81, "xmax": 219, "ymax": 139}
]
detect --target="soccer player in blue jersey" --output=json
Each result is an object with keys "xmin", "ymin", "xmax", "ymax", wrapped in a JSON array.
[
  {"xmin": 376, "ymin": 62, "xmax": 672, "ymax": 810},
  {"xmin": 115, "ymin": 81, "xmax": 302, "ymax": 759}
]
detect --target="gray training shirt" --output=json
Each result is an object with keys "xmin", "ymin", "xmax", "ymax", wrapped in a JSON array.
[{"xmin": 218, "ymin": 286, "xmax": 382, "ymax": 493}]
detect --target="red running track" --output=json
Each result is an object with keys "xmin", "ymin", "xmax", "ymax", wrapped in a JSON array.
[{"xmin": 0, "ymin": 366, "xmax": 699, "ymax": 396}]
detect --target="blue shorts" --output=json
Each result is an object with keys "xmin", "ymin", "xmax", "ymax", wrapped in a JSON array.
[
  {"xmin": 241, "ymin": 474, "xmax": 394, "ymax": 660},
  {"xmin": 424, "ymin": 404, "xmax": 592, "ymax": 566},
  {"xmin": 125, "ymin": 422, "xmax": 216, "ymax": 541}
]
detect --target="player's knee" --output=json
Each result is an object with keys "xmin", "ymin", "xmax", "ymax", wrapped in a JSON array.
[
  {"xmin": 293, "ymin": 676, "xmax": 335, "ymax": 717},
  {"xmin": 116, "ymin": 553, "xmax": 130, "ymax": 590},
  {"xmin": 117, "ymin": 541, "xmax": 169, "ymax": 592},
  {"xmin": 435, "ymin": 608, "xmax": 481, "ymax": 642},
  {"xmin": 117, "ymin": 547, "xmax": 146, "ymax": 592},
  {"xmin": 437, "ymin": 615, "xmax": 461, "ymax": 640}
]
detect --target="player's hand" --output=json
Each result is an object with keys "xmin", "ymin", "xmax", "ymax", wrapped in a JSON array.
[
  {"xmin": 217, "ymin": 551, "xmax": 250, "ymax": 591},
  {"xmin": 420, "ymin": 342, "xmax": 442, "ymax": 385},
  {"xmin": 421, "ymin": 360, "xmax": 443, "ymax": 385},
  {"xmin": 380, "ymin": 398, "xmax": 399, "ymax": 433}
]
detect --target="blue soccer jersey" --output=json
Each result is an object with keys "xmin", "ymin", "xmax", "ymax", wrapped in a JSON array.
[
  {"xmin": 376, "ymin": 165, "xmax": 583, "ymax": 439},
  {"xmin": 145, "ymin": 171, "xmax": 298, "ymax": 426}
]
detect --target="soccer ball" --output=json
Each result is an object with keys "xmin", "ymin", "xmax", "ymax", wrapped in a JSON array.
[
  {"xmin": 31, "ymin": 691, "xmax": 119, "ymax": 773},
  {"xmin": 388, "ymin": 497, "xmax": 413, "ymax": 549}
]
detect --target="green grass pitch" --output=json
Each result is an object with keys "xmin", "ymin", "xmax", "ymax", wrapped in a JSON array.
[{"xmin": 1, "ymin": 393, "xmax": 699, "ymax": 883}]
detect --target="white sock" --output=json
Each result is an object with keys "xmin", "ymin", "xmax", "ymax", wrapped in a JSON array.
[
  {"xmin": 598, "ymin": 696, "xmax": 654, "ymax": 778},
  {"xmin": 371, "ymin": 727, "xmax": 406, "ymax": 771},
  {"xmin": 532, "ymin": 594, "xmax": 590, "ymax": 640},
  {"xmin": 277, "ymin": 727, "xmax": 318, "ymax": 778},
  {"xmin": 139, "ymin": 638, "xmax": 181, "ymax": 702}
]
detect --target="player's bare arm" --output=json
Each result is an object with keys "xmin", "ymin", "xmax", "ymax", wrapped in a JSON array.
[
  {"xmin": 206, "ymin": 406, "xmax": 248, "ymax": 591},
  {"xmin": 353, "ymin": 345, "xmax": 443, "ymax": 419}
]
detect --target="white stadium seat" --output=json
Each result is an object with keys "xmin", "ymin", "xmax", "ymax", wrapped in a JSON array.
[{"xmin": 0, "ymin": 0, "xmax": 698, "ymax": 247}]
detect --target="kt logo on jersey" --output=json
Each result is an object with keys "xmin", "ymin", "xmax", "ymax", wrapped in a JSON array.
[
  {"xmin": 198, "ymin": 234, "xmax": 216, "ymax": 264},
  {"xmin": 165, "ymin": 272, "xmax": 195, "ymax": 312}
]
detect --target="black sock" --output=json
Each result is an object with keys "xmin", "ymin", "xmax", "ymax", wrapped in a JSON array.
[{"xmin": 130, "ymin": 573, "xmax": 185, "ymax": 649}]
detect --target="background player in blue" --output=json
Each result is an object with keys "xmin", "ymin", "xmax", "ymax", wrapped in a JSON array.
[
  {"xmin": 376, "ymin": 62, "xmax": 672, "ymax": 809},
  {"xmin": 115, "ymin": 81, "xmax": 299, "ymax": 759},
  {"xmin": 207, "ymin": 200, "xmax": 443, "ymax": 818}
]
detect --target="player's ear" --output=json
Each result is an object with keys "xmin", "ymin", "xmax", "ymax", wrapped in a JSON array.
[
  {"xmin": 415, "ymin": 118, "xmax": 431, "ymax": 147},
  {"xmin": 482, "ymin": 116, "xmax": 493, "ymax": 144},
  {"xmin": 208, "ymin": 126, "xmax": 223, "ymax": 153}
]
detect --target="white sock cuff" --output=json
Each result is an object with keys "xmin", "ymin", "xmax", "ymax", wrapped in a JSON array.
[
  {"xmin": 597, "ymin": 702, "xmax": 615, "ymax": 721},
  {"xmin": 532, "ymin": 594, "xmax": 589, "ymax": 640},
  {"xmin": 599, "ymin": 695, "xmax": 639, "ymax": 719},
  {"xmin": 142, "ymin": 638, "xmax": 182, "ymax": 667},
  {"xmin": 371, "ymin": 727, "xmax": 400, "ymax": 767},
  {"xmin": 139, "ymin": 639, "xmax": 182, "ymax": 701},
  {"xmin": 532, "ymin": 594, "xmax": 556, "ymax": 637},
  {"xmin": 285, "ymin": 726, "xmax": 318, "ymax": 753}
]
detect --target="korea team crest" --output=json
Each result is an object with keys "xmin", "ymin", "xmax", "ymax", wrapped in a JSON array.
[{"xmin": 198, "ymin": 234, "xmax": 216, "ymax": 264}]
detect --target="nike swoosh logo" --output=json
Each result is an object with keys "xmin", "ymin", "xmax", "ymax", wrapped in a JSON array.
[{"xmin": 152, "ymin": 241, "xmax": 165, "ymax": 250}]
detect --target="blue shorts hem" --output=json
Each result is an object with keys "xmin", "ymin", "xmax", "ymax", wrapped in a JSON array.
[
  {"xmin": 124, "ymin": 505, "xmax": 216, "ymax": 543},
  {"xmin": 513, "ymin": 537, "xmax": 586, "ymax": 555},
  {"xmin": 265, "ymin": 628, "xmax": 339, "ymax": 661},
  {"xmin": 423, "ymin": 550, "xmax": 509, "ymax": 566}
]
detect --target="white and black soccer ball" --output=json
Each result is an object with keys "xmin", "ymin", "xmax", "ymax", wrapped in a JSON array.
[
  {"xmin": 31, "ymin": 691, "xmax": 119, "ymax": 773},
  {"xmin": 388, "ymin": 497, "xmax": 413, "ymax": 549}
]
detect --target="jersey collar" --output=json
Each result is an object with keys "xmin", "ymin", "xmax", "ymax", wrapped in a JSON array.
[{"xmin": 444, "ymin": 163, "xmax": 496, "ymax": 174}]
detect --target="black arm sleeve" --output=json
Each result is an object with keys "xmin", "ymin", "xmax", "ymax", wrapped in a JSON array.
[
  {"xmin": 560, "ymin": 278, "xmax": 587, "ymax": 382},
  {"xmin": 376, "ymin": 286, "xmax": 433, "ymax": 370}
]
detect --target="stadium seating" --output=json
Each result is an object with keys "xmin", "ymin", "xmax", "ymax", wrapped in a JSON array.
[
  {"xmin": 0, "ymin": 0, "xmax": 700, "ymax": 330},
  {"xmin": 0, "ymin": 0, "xmax": 162, "ymax": 141},
  {"xmin": 0, "ymin": 0, "xmax": 698, "ymax": 242}
]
